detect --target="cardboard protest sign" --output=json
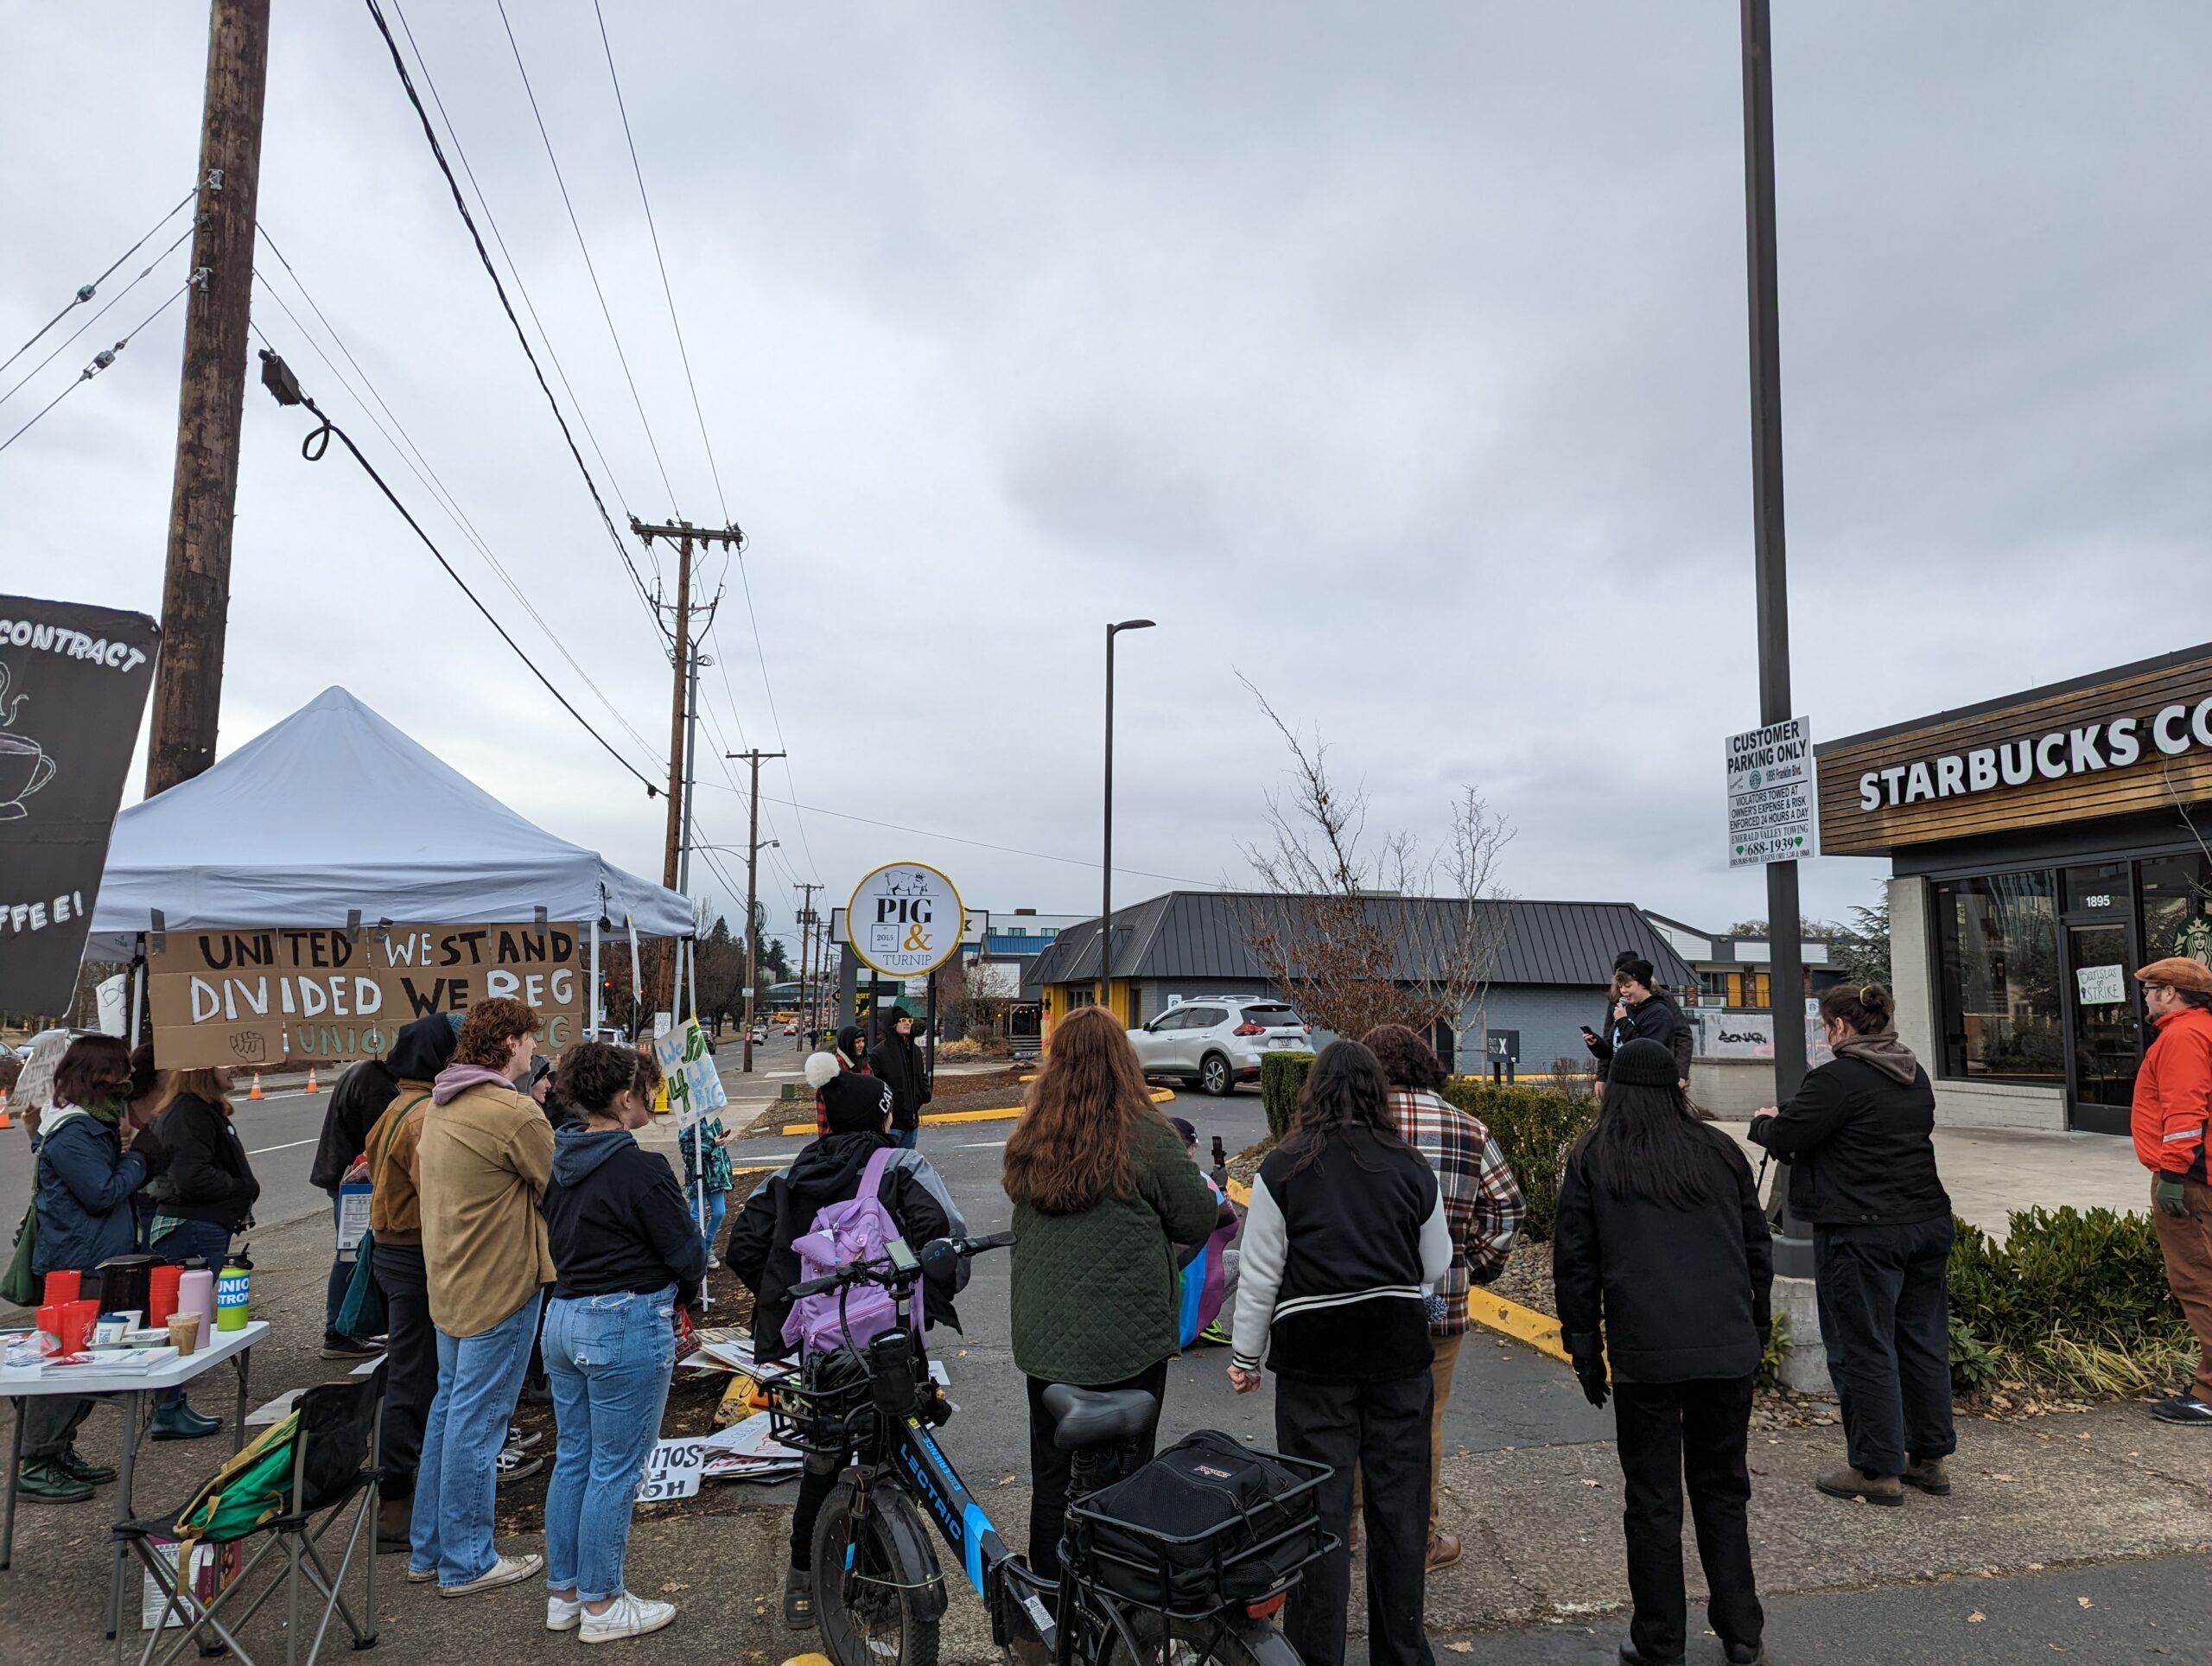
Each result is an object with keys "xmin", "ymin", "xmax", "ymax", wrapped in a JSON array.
[
  {"xmin": 147, "ymin": 922, "xmax": 584, "ymax": 1068},
  {"xmin": 653, "ymin": 1016, "xmax": 728, "ymax": 1129},
  {"xmin": 0, "ymin": 595, "xmax": 160, "ymax": 1012}
]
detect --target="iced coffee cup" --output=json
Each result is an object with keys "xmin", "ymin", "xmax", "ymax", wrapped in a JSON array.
[{"xmin": 168, "ymin": 1313, "xmax": 200, "ymax": 1357}]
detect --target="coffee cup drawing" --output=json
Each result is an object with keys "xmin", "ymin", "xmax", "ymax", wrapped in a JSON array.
[
  {"xmin": 0, "ymin": 659, "xmax": 55, "ymax": 821},
  {"xmin": 0, "ymin": 731, "xmax": 54, "ymax": 821}
]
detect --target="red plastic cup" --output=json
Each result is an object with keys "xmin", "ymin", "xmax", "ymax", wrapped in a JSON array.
[
  {"xmin": 149, "ymin": 1264, "xmax": 183, "ymax": 1326},
  {"xmin": 57, "ymin": 1300, "xmax": 97, "ymax": 1356},
  {"xmin": 41, "ymin": 1269, "xmax": 80, "ymax": 1307}
]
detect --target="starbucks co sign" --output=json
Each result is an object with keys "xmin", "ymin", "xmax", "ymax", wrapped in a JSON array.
[{"xmin": 848, "ymin": 862, "xmax": 965, "ymax": 979}]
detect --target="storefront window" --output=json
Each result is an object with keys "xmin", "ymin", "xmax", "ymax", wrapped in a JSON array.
[
  {"xmin": 2140, "ymin": 852, "xmax": 2212, "ymax": 964},
  {"xmin": 1933, "ymin": 871, "xmax": 2063, "ymax": 1084}
]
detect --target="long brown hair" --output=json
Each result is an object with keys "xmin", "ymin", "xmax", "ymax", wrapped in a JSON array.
[
  {"xmin": 172, "ymin": 1068, "xmax": 235, "ymax": 1117},
  {"xmin": 1002, "ymin": 1005, "xmax": 1155, "ymax": 1215}
]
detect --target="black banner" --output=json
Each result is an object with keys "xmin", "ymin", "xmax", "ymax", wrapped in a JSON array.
[{"xmin": 0, "ymin": 595, "xmax": 161, "ymax": 1013}]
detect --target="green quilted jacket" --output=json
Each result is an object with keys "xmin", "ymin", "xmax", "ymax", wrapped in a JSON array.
[{"xmin": 1007, "ymin": 1110, "xmax": 1223, "ymax": 1385}]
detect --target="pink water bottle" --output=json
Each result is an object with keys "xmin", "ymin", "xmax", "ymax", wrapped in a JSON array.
[{"xmin": 177, "ymin": 1269, "xmax": 218, "ymax": 1333}]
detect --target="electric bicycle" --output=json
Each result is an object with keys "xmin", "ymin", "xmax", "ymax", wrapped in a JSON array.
[{"xmin": 766, "ymin": 1233, "xmax": 1325, "ymax": 1666}]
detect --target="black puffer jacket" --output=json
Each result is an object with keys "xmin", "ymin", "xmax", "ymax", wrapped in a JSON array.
[
  {"xmin": 310, "ymin": 1057, "xmax": 398, "ymax": 1190},
  {"xmin": 1748, "ymin": 1042, "xmax": 1950, "ymax": 1227},
  {"xmin": 1589, "ymin": 990, "xmax": 1692, "ymax": 1084},
  {"xmin": 1554, "ymin": 1125, "xmax": 1772, "ymax": 1383},
  {"xmin": 152, "ymin": 1092, "xmax": 261, "ymax": 1233},
  {"xmin": 724, "ymin": 1129, "xmax": 965, "ymax": 1360},
  {"xmin": 867, "ymin": 1029, "xmax": 932, "ymax": 1131}
]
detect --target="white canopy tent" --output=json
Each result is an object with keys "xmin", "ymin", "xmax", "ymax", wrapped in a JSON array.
[{"xmin": 89, "ymin": 686, "xmax": 691, "ymax": 957}]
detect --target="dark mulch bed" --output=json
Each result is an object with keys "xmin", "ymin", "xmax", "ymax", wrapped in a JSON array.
[{"xmin": 743, "ymin": 1065, "xmax": 1036, "ymax": 1136}]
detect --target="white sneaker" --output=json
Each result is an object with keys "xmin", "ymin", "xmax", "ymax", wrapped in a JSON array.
[
  {"xmin": 547, "ymin": 1593, "xmax": 585, "ymax": 1631},
  {"xmin": 440, "ymin": 1552, "xmax": 544, "ymax": 1598},
  {"xmin": 579, "ymin": 1591, "xmax": 676, "ymax": 1643}
]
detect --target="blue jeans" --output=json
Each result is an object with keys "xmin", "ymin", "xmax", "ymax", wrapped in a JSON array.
[
  {"xmin": 325, "ymin": 1191, "xmax": 354, "ymax": 1339},
  {"xmin": 150, "ymin": 1220, "xmax": 231, "ymax": 1408},
  {"xmin": 688, "ymin": 1186, "xmax": 727, "ymax": 1253},
  {"xmin": 411, "ymin": 1289, "xmax": 543, "ymax": 1587},
  {"xmin": 890, "ymin": 1124, "xmax": 919, "ymax": 1150},
  {"xmin": 542, "ymin": 1287, "xmax": 677, "ymax": 1602}
]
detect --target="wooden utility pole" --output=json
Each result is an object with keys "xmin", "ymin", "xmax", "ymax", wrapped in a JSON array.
[
  {"xmin": 794, "ymin": 881, "xmax": 823, "ymax": 1046},
  {"xmin": 727, "ymin": 747, "xmax": 785, "ymax": 1073},
  {"xmin": 630, "ymin": 518, "xmax": 741, "ymax": 1014},
  {"xmin": 145, "ymin": 0, "xmax": 270, "ymax": 795}
]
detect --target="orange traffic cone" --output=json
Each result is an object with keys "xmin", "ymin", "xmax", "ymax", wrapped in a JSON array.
[
  {"xmin": 0, "ymin": 1089, "xmax": 10, "ymax": 1129},
  {"xmin": 248, "ymin": 1071, "xmax": 264, "ymax": 1101},
  {"xmin": 304, "ymin": 1066, "xmax": 320, "ymax": 1095}
]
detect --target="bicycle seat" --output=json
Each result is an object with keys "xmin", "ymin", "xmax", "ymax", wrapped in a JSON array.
[{"xmin": 1041, "ymin": 1384, "xmax": 1157, "ymax": 1453}]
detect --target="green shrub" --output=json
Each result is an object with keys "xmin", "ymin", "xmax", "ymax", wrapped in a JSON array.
[
  {"xmin": 1259, "ymin": 1052, "xmax": 1312, "ymax": 1140},
  {"xmin": 1947, "ymin": 1206, "xmax": 2193, "ymax": 1397},
  {"xmin": 1757, "ymin": 1314, "xmax": 1792, "ymax": 1391},
  {"xmin": 1442, "ymin": 1078, "xmax": 1596, "ymax": 1242}
]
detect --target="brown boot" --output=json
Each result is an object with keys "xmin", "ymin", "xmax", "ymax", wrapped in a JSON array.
[
  {"xmin": 1901, "ymin": 1457, "xmax": 1952, "ymax": 1497},
  {"xmin": 377, "ymin": 1497, "xmax": 413, "ymax": 1553},
  {"xmin": 1424, "ymin": 1533, "xmax": 1462, "ymax": 1571},
  {"xmin": 1815, "ymin": 1465, "xmax": 1903, "ymax": 1507}
]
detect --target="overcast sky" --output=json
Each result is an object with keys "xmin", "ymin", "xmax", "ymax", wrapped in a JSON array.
[{"xmin": 5, "ymin": 3, "xmax": 2208, "ymax": 951}]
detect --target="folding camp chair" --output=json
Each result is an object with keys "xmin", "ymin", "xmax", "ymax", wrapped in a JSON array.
[{"xmin": 117, "ymin": 1364, "xmax": 385, "ymax": 1666}]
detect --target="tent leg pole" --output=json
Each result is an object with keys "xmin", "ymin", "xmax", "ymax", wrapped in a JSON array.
[{"xmin": 589, "ymin": 918, "xmax": 601, "ymax": 1037}]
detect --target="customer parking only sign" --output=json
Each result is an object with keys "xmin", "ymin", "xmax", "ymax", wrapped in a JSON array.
[{"xmin": 1726, "ymin": 716, "xmax": 1819, "ymax": 868}]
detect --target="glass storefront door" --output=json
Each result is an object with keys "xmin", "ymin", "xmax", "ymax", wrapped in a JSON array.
[{"xmin": 2063, "ymin": 921, "xmax": 2139, "ymax": 1133}]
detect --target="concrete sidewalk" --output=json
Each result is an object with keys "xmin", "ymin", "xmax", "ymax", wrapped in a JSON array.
[{"xmin": 1718, "ymin": 1120, "xmax": 2150, "ymax": 1240}]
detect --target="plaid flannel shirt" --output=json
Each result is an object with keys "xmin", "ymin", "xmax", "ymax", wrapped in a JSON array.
[{"xmin": 1389, "ymin": 1088, "xmax": 1525, "ymax": 1336}]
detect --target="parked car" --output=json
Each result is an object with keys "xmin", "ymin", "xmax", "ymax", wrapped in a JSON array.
[
  {"xmin": 1127, "ymin": 996, "xmax": 1311, "ymax": 1097},
  {"xmin": 750, "ymin": 1024, "xmax": 768, "ymax": 1045}
]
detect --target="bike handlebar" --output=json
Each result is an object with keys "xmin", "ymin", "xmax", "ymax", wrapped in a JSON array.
[{"xmin": 788, "ymin": 1230, "xmax": 1016, "ymax": 1298}]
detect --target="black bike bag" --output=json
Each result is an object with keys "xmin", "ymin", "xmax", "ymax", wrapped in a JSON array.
[{"xmin": 1064, "ymin": 1429, "xmax": 1328, "ymax": 1617}]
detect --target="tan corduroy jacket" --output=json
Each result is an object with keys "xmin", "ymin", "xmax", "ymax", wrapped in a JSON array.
[{"xmin": 416, "ymin": 1078, "xmax": 556, "ymax": 1338}]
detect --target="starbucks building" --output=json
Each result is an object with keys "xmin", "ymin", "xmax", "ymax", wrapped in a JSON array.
[{"xmin": 1817, "ymin": 641, "xmax": 2212, "ymax": 1135}]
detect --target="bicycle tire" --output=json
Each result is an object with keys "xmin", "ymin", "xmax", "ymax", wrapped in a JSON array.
[
  {"xmin": 811, "ymin": 1480, "xmax": 942, "ymax": 1666},
  {"xmin": 1098, "ymin": 1609, "xmax": 1303, "ymax": 1666}
]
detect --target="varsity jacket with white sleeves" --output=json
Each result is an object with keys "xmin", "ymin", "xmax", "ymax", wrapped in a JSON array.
[{"xmin": 1230, "ymin": 1122, "xmax": 1452, "ymax": 1383}]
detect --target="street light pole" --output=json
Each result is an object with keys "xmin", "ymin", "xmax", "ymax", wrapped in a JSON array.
[
  {"xmin": 1100, "ymin": 620, "xmax": 1156, "ymax": 1017},
  {"xmin": 1741, "ymin": 0, "xmax": 1813, "ymax": 1281}
]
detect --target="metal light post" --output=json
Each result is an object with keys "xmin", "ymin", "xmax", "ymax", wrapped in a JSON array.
[
  {"xmin": 1741, "ymin": 0, "xmax": 1814, "ymax": 1280},
  {"xmin": 1101, "ymin": 619, "xmax": 1156, "ymax": 1015}
]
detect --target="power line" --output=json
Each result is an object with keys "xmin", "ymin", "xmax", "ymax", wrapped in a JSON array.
[
  {"xmin": 256, "ymin": 345, "xmax": 664, "ymax": 798},
  {"xmin": 0, "ymin": 221, "xmax": 194, "ymax": 412},
  {"xmin": 1, "ymin": 186, "xmax": 195, "ymax": 378},
  {"xmin": 493, "ymin": 0, "xmax": 681, "ymax": 512},
  {"xmin": 248, "ymin": 246, "xmax": 664, "ymax": 764},
  {"xmin": 590, "ymin": 0, "xmax": 729, "ymax": 525},
  {"xmin": 387, "ymin": 0, "xmax": 639, "ymax": 552},
  {"xmin": 0, "ymin": 278, "xmax": 193, "ymax": 457},
  {"xmin": 362, "ymin": 0, "xmax": 664, "ymax": 628},
  {"xmin": 688, "ymin": 777, "xmax": 1217, "ymax": 888}
]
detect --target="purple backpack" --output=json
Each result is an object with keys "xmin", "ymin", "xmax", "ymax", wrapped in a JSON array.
[{"xmin": 782, "ymin": 1146, "xmax": 915, "ymax": 1358}]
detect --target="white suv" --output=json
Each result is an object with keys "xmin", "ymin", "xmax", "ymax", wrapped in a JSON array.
[{"xmin": 1128, "ymin": 997, "xmax": 1312, "ymax": 1097}]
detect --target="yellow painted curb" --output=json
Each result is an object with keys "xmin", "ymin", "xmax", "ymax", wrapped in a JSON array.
[
  {"xmin": 784, "ymin": 1084, "xmax": 1173, "ymax": 1135},
  {"xmin": 1226, "ymin": 1177, "xmax": 1251, "ymax": 1207},
  {"xmin": 1466, "ymin": 1289, "xmax": 1572, "ymax": 1364}
]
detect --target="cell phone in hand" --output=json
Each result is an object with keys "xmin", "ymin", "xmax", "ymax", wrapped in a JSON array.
[{"xmin": 1580, "ymin": 1026, "xmax": 1598, "ymax": 1040}]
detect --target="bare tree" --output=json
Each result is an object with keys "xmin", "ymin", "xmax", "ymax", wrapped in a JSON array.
[{"xmin": 1236, "ymin": 677, "xmax": 1513, "ymax": 1052}]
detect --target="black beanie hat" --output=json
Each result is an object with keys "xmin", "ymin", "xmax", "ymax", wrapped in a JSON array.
[
  {"xmin": 1619, "ymin": 957, "xmax": 1656, "ymax": 987},
  {"xmin": 1610, "ymin": 1037, "xmax": 1677, "ymax": 1087},
  {"xmin": 820, "ymin": 1070, "xmax": 894, "ymax": 1135}
]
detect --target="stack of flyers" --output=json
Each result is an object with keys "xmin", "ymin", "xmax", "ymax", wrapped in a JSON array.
[{"xmin": 698, "ymin": 1412, "xmax": 803, "ymax": 1485}]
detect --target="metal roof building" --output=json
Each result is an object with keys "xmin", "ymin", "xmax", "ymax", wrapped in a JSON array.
[{"xmin": 1024, "ymin": 890, "xmax": 1694, "ymax": 1077}]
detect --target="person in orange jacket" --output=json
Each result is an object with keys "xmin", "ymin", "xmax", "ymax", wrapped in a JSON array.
[{"xmin": 2132, "ymin": 957, "xmax": 2212, "ymax": 1425}]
